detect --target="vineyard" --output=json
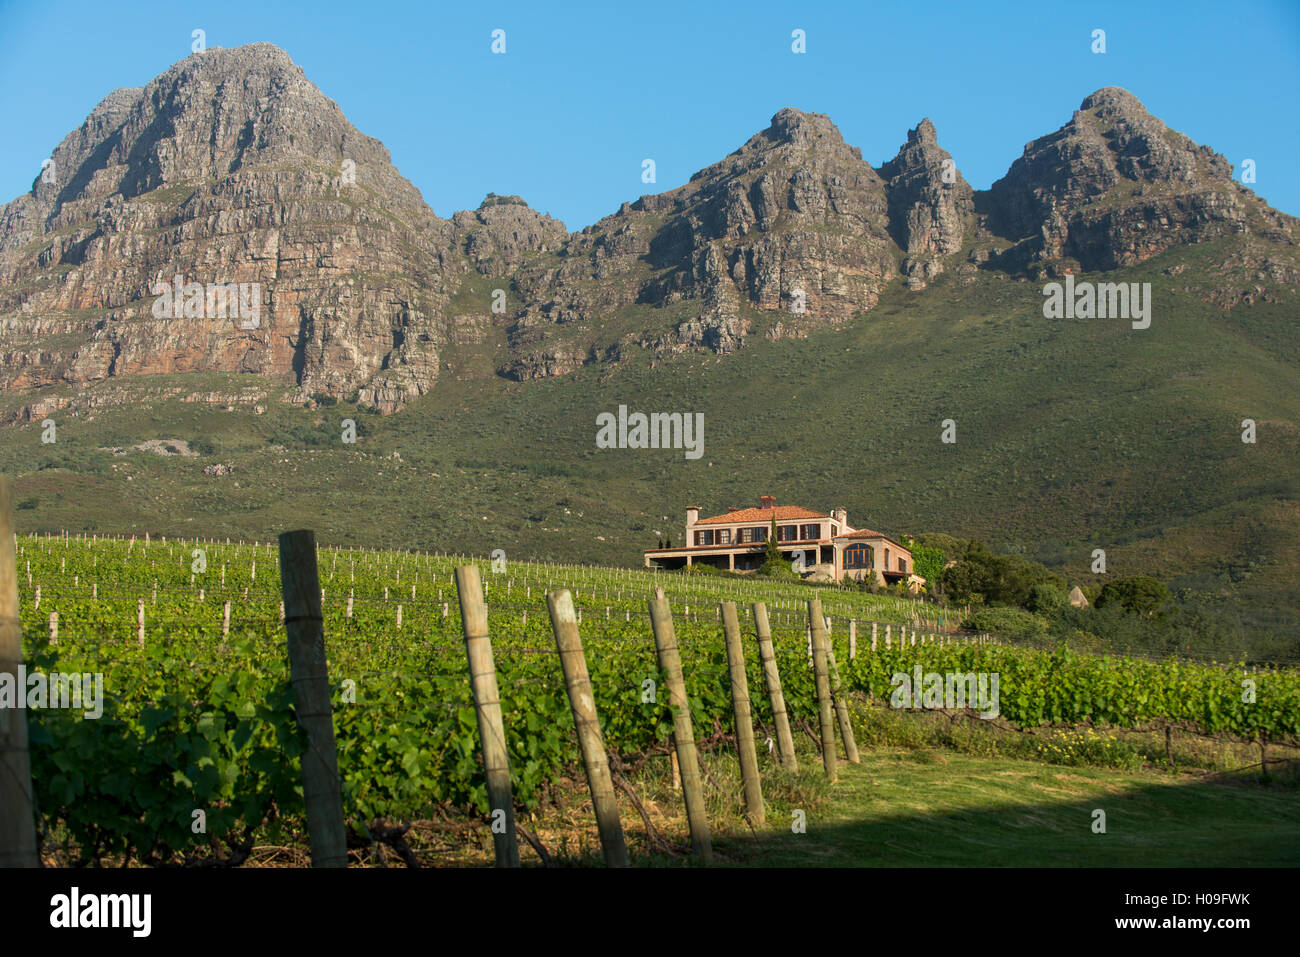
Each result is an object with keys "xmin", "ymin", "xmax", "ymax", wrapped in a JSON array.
[{"xmin": 4, "ymin": 528, "xmax": 1299, "ymax": 868}]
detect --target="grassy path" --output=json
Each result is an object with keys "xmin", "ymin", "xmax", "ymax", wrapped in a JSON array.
[{"xmin": 720, "ymin": 750, "xmax": 1300, "ymax": 867}]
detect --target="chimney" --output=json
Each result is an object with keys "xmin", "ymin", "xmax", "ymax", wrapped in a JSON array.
[
  {"xmin": 759, "ymin": 495, "xmax": 776, "ymax": 510},
  {"xmin": 832, "ymin": 507, "xmax": 847, "ymax": 530},
  {"xmin": 685, "ymin": 506, "xmax": 699, "ymax": 540}
]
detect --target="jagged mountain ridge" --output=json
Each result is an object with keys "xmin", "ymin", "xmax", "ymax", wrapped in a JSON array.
[
  {"xmin": 0, "ymin": 43, "xmax": 1294, "ymax": 414},
  {"xmin": 987, "ymin": 88, "xmax": 1295, "ymax": 272}
]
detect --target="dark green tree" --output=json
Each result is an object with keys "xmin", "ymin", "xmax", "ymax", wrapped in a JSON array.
[
  {"xmin": 940, "ymin": 540, "xmax": 1064, "ymax": 609},
  {"xmin": 1096, "ymin": 576, "xmax": 1172, "ymax": 618}
]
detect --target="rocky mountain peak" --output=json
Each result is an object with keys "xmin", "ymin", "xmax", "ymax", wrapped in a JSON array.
[
  {"xmin": 1078, "ymin": 85, "xmax": 1149, "ymax": 117},
  {"xmin": 497, "ymin": 106, "xmax": 897, "ymax": 380},
  {"xmin": 763, "ymin": 107, "xmax": 845, "ymax": 148},
  {"xmin": 880, "ymin": 118, "xmax": 953, "ymax": 178},
  {"xmin": 30, "ymin": 41, "xmax": 427, "ymax": 224},
  {"xmin": 986, "ymin": 85, "xmax": 1287, "ymax": 271},
  {"xmin": 0, "ymin": 42, "xmax": 461, "ymax": 415},
  {"xmin": 906, "ymin": 117, "xmax": 939, "ymax": 145},
  {"xmin": 878, "ymin": 118, "xmax": 974, "ymax": 284},
  {"xmin": 478, "ymin": 193, "xmax": 528, "ymax": 209},
  {"xmin": 452, "ymin": 194, "xmax": 567, "ymax": 274}
]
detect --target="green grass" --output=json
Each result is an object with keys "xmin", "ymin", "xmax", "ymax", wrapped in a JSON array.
[{"xmin": 729, "ymin": 751, "xmax": 1300, "ymax": 867}]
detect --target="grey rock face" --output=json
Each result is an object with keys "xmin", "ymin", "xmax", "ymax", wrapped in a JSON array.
[
  {"xmin": 499, "ymin": 107, "xmax": 898, "ymax": 379},
  {"xmin": 879, "ymin": 118, "xmax": 975, "ymax": 286},
  {"xmin": 2, "ymin": 56, "xmax": 1295, "ymax": 409},
  {"xmin": 0, "ymin": 43, "xmax": 463, "ymax": 412},
  {"xmin": 452, "ymin": 195, "xmax": 567, "ymax": 275},
  {"xmin": 987, "ymin": 87, "xmax": 1294, "ymax": 271}
]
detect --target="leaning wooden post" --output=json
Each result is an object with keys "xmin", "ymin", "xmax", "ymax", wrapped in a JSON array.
[
  {"xmin": 825, "ymin": 644, "xmax": 860, "ymax": 765},
  {"xmin": 547, "ymin": 589, "xmax": 628, "ymax": 867},
  {"xmin": 808, "ymin": 598, "xmax": 838, "ymax": 782},
  {"xmin": 0, "ymin": 477, "xmax": 39, "ymax": 867},
  {"xmin": 279, "ymin": 530, "xmax": 348, "ymax": 868},
  {"xmin": 752, "ymin": 602, "xmax": 797, "ymax": 772},
  {"xmin": 647, "ymin": 593, "xmax": 711, "ymax": 859},
  {"xmin": 721, "ymin": 602, "xmax": 764, "ymax": 826},
  {"xmin": 455, "ymin": 565, "xmax": 520, "ymax": 868}
]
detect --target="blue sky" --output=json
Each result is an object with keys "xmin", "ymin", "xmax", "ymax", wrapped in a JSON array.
[{"xmin": 1, "ymin": 0, "xmax": 1296, "ymax": 227}]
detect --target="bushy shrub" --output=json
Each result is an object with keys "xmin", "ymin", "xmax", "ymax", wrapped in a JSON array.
[
  {"xmin": 961, "ymin": 605, "xmax": 1051, "ymax": 641},
  {"xmin": 1027, "ymin": 582, "xmax": 1069, "ymax": 616},
  {"xmin": 1032, "ymin": 728, "xmax": 1143, "ymax": 771},
  {"xmin": 759, "ymin": 558, "xmax": 799, "ymax": 580},
  {"xmin": 941, "ymin": 541, "xmax": 1067, "ymax": 610},
  {"xmin": 682, "ymin": 562, "xmax": 733, "ymax": 577},
  {"xmin": 1096, "ymin": 576, "xmax": 1172, "ymax": 619}
]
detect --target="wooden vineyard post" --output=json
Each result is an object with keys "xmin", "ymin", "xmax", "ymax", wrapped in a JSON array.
[
  {"xmin": 455, "ymin": 565, "xmax": 520, "ymax": 868},
  {"xmin": 0, "ymin": 477, "xmax": 39, "ymax": 867},
  {"xmin": 647, "ymin": 593, "xmax": 712, "ymax": 860},
  {"xmin": 849, "ymin": 620, "xmax": 856, "ymax": 659},
  {"xmin": 871, "ymin": 621, "xmax": 878, "ymax": 652},
  {"xmin": 808, "ymin": 598, "xmax": 838, "ymax": 782},
  {"xmin": 721, "ymin": 602, "xmax": 764, "ymax": 826},
  {"xmin": 546, "ymin": 590, "xmax": 628, "ymax": 867},
  {"xmin": 825, "ymin": 644, "xmax": 860, "ymax": 765},
  {"xmin": 278, "ymin": 530, "xmax": 348, "ymax": 868},
  {"xmin": 753, "ymin": 602, "xmax": 797, "ymax": 772}
]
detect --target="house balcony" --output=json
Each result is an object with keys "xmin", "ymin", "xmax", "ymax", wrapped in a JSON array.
[{"xmin": 644, "ymin": 540, "xmax": 834, "ymax": 572}]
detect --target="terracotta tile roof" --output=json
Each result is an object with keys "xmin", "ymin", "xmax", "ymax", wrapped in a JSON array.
[
  {"xmin": 696, "ymin": 505, "xmax": 829, "ymax": 525},
  {"xmin": 839, "ymin": 528, "xmax": 909, "ymax": 548}
]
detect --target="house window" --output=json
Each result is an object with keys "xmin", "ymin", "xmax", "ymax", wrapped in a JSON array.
[
  {"xmin": 719, "ymin": 529, "xmax": 730, "ymax": 545},
  {"xmin": 801, "ymin": 524, "xmax": 821, "ymax": 540},
  {"xmin": 844, "ymin": 544, "xmax": 873, "ymax": 569},
  {"xmin": 899, "ymin": 557, "xmax": 907, "ymax": 573},
  {"xmin": 779, "ymin": 524, "xmax": 796, "ymax": 542},
  {"xmin": 740, "ymin": 528, "xmax": 752, "ymax": 544},
  {"xmin": 885, "ymin": 548, "xmax": 891, "ymax": 568},
  {"xmin": 696, "ymin": 530, "xmax": 713, "ymax": 546}
]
